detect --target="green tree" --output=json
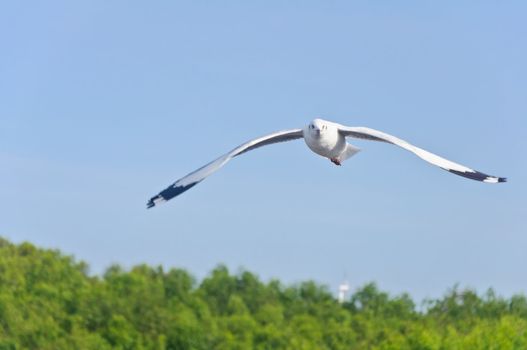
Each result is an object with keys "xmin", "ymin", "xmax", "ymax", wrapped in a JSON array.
[{"xmin": 1, "ymin": 237, "xmax": 527, "ymax": 350}]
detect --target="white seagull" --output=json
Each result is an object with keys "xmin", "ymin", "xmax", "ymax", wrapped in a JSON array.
[{"xmin": 147, "ymin": 118, "xmax": 506, "ymax": 208}]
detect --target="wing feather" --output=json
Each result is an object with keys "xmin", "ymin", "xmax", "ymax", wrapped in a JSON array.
[
  {"xmin": 338, "ymin": 125, "xmax": 506, "ymax": 184},
  {"xmin": 147, "ymin": 129, "xmax": 304, "ymax": 208}
]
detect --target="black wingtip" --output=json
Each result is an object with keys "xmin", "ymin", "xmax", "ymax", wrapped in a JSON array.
[
  {"xmin": 447, "ymin": 169, "xmax": 507, "ymax": 184},
  {"xmin": 146, "ymin": 182, "xmax": 200, "ymax": 209},
  {"xmin": 146, "ymin": 195, "xmax": 162, "ymax": 209}
]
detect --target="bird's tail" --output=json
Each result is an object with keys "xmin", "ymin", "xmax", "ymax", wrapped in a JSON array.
[{"xmin": 340, "ymin": 143, "xmax": 361, "ymax": 162}]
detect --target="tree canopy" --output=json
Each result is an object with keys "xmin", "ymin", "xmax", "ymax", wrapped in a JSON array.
[{"xmin": 0, "ymin": 237, "xmax": 525, "ymax": 349}]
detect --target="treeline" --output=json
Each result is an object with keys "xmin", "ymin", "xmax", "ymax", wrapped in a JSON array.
[{"xmin": 0, "ymin": 238, "xmax": 526, "ymax": 349}]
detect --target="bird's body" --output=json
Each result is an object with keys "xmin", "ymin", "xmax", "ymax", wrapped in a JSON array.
[
  {"xmin": 147, "ymin": 118, "xmax": 506, "ymax": 208},
  {"xmin": 303, "ymin": 119, "xmax": 360, "ymax": 165},
  {"xmin": 303, "ymin": 119, "xmax": 345, "ymax": 158}
]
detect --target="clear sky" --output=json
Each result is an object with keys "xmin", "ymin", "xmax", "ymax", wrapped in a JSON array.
[{"xmin": 1, "ymin": 1, "xmax": 525, "ymax": 302}]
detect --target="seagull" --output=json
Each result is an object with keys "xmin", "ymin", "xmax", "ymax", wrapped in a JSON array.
[{"xmin": 147, "ymin": 118, "xmax": 506, "ymax": 208}]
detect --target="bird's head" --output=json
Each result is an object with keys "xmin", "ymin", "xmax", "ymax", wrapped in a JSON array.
[{"xmin": 307, "ymin": 118, "xmax": 329, "ymax": 138}]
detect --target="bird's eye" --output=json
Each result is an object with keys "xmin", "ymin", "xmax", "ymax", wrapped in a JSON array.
[{"xmin": 310, "ymin": 124, "xmax": 314, "ymax": 129}]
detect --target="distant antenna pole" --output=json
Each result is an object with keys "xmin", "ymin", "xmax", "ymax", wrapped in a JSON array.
[{"xmin": 338, "ymin": 280, "xmax": 350, "ymax": 303}]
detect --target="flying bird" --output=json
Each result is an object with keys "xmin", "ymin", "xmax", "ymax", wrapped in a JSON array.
[{"xmin": 147, "ymin": 118, "xmax": 506, "ymax": 208}]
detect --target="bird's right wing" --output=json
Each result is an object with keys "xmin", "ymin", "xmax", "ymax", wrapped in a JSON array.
[
  {"xmin": 338, "ymin": 124, "xmax": 506, "ymax": 183},
  {"xmin": 147, "ymin": 129, "xmax": 304, "ymax": 208}
]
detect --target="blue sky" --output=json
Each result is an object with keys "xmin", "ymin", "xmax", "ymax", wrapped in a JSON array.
[{"xmin": 1, "ymin": 1, "xmax": 525, "ymax": 302}]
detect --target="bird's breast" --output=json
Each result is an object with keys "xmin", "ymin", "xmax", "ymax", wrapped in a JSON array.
[{"xmin": 304, "ymin": 132, "xmax": 345, "ymax": 158}]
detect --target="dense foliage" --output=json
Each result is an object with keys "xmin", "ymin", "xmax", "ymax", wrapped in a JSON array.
[{"xmin": 0, "ymin": 238, "xmax": 526, "ymax": 349}]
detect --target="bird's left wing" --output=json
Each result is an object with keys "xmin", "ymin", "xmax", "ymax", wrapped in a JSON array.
[
  {"xmin": 147, "ymin": 129, "xmax": 304, "ymax": 208},
  {"xmin": 338, "ymin": 124, "xmax": 506, "ymax": 183}
]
